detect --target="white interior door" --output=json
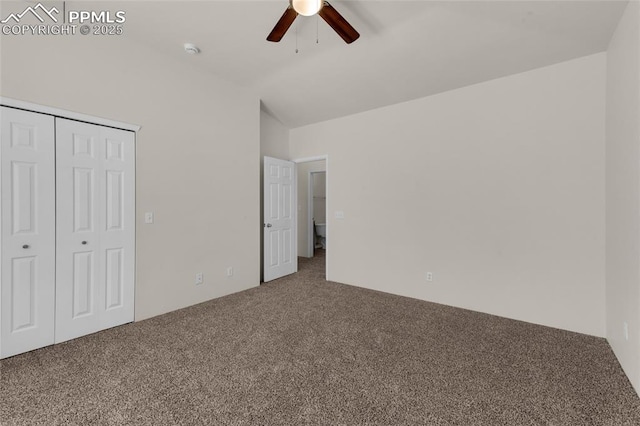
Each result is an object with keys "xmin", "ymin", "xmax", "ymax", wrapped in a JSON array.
[
  {"xmin": 0, "ymin": 107, "xmax": 56, "ymax": 358},
  {"xmin": 55, "ymin": 118, "xmax": 135, "ymax": 343},
  {"xmin": 264, "ymin": 157, "xmax": 297, "ymax": 282},
  {"xmin": 98, "ymin": 125, "xmax": 135, "ymax": 331}
]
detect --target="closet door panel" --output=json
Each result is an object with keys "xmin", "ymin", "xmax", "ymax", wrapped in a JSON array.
[
  {"xmin": 55, "ymin": 119, "xmax": 134, "ymax": 343},
  {"xmin": 55, "ymin": 119, "xmax": 101, "ymax": 343},
  {"xmin": 99, "ymin": 126, "xmax": 134, "ymax": 329},
  {"xmin": 0, "ymin": 107, "xmax": 55, "ymax": 358}
]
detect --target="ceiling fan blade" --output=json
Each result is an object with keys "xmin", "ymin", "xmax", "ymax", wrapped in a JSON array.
[
  {"xmin": 318, "ymin": 1, "xmax": 360, "ymax": 44},
  {"xmin": 267, "ymin": 6, "xmax": 298, "ymax": 42}
]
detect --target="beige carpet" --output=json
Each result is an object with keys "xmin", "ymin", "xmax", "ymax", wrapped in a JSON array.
[{"xmin": 1, "ymin": 250, "xmax": 639, "ymax": 425}]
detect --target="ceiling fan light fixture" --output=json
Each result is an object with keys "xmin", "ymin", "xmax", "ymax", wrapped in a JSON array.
[
  {"xmin": 291, "ymin": 0, "xmax": 323, "ymax": 16},
  {"xmin": 267, "ymin": 1, "xmax": 359, "ymax": 44}
]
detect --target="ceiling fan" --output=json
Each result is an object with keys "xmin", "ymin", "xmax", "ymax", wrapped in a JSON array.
[{"xmin": 267, "ymin": 0, "xmax": 360, "ymax": 44}]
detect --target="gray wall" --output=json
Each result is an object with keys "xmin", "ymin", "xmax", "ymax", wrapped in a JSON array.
[
  {"xmin": 290, "ymin": 54, "xmax": 606, "ymax": 337},
  {"xmin": 313, "ymin": 172, "xmax": 327, "ymax": 224},
  {"xmin": 1, "ymin": 34, "xmax": 260, "ymax": 321},
  {"xmin": 605, "ymin": 0, "xmax": 640, "ymax": 395}
]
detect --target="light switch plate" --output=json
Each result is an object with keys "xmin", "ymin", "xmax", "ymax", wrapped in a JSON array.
[
  {"xmin": 335, "ymin": 211, "xmax": 345, "ymax": 219},
  {"xmin": 144, "ymin": 212, "xmax": 154, "ymax": 224}
]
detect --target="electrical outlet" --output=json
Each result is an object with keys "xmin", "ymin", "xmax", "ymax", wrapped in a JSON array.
[
  {"xmin": 227, "ymin": 267, "xmax": 233, "ymax": 277},
  {"xmin": 195, "ymin": 272, "xmax": 203, "ymax": 285},
  {"xmin": 426, "ymin": 272, "xmax": 433, "ymax": 282},
  {"xmin": 624, "ymin": 322, "xmax": 629, "ymax": 341}
]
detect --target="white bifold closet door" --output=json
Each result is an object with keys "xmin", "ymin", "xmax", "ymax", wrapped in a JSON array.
[
  {"xmin": 0, "ymin": 107, "xmax": 56, "ymax": 358},
  {"xmin": 1, "ymin": 109, "xmax": 135, "ymax": 357},
  {"xmin": 55, "ymin": 118, "xmax": 135, "ymax": 344}
]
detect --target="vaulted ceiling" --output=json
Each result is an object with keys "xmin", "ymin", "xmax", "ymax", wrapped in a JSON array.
[{"xmin": 73, "ymin": 1, "xmax": 628, "ymax": 128}]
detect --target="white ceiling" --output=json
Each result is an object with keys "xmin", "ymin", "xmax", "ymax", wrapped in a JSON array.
[{"xmin": 77, "ymin": 1, "xmax": 627, "ymax": 128}]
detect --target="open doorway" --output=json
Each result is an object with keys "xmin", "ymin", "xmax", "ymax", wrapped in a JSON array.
[
  {"xmin": 294, "ymin": 156, "xmax": 328, "ymax": 278},
  {"xmin": 308, "ymin": 171, "xmax": 326, "ymax": 258}
]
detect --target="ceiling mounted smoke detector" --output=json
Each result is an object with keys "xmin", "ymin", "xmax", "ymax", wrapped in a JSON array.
[{"xmin": 184, "ymin": 43, "xmax": 200, "ymax": 54}]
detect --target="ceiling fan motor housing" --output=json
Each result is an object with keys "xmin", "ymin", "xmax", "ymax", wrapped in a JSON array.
[
  {"xmin": 290, "ymin": 0, "xmax": 324, "ymax": 16},
  {"xmin": 268, "ymin": 1, "xmax": 360, "ymax": 44}
]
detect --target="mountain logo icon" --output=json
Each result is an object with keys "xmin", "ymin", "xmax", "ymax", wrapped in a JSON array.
[{"xmin": 1, "ymin": 3, "xmax": 59, "ymax": 24}]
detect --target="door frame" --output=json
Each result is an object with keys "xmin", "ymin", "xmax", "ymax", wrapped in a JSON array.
[{"xmin": 292, "ymin": 155, "xmax": 329, "ymax": 280}]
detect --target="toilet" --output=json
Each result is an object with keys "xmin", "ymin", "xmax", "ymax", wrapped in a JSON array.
[{"xmin": 315, "ymin": 223, "xmax": 327, "ymax": 249}]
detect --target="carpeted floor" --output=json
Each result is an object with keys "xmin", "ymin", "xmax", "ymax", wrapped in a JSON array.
[{"xmin": 1, "ymin": 250, "xmax": 639, "ymax": 425}]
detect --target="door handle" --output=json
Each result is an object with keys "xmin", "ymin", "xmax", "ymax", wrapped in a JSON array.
[{"xmin": 265, "ymin": 223, "xmax": 272, "ymax": 228}]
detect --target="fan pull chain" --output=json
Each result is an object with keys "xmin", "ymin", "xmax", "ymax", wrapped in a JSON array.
[
  {"xmin": 316, "ymin": 14, "xmax": 319, "ymax": 44},
  {"xmin": 295, "ymin": 20, "xmax": 299, "ymax": 53}
]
